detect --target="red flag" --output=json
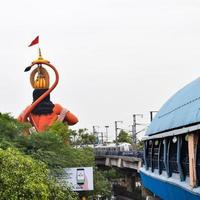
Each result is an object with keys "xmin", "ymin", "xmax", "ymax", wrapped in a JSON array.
[{"xmin": 28, "ymin": 36, "xmax": 39, "ymax": 47}]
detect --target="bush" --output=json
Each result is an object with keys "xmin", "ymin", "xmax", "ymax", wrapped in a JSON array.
[{"xmin": 0, "ymin": 148, "xmax": 78, "ymax": 200}]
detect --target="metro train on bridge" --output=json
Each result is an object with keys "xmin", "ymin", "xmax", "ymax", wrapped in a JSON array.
[{"xmin": 95, "ymin": 142, "xmax": 143, "ymax": 159}]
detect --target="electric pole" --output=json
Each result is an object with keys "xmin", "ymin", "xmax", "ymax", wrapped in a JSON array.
[
  {"xmin": 92, "ymin": 125, "xmax": 99, "ymax": 146},
  {"xmin": 150, "ymin": 111, "xmax": 157, "ymax": 122},
  {"xmin": 115, "ymin": 121, "xmax": 123, "ymax": 146},
  {"xmin": 100, "ymin": 132, "xmax": 104, "ymax": 144},
  {"xmin": 105, "ymin": 126, "xmax": 109, "ymax": 144},
  {"xmin": 132, "ymin": 114, "xmax": 143, "ymax": 145}
]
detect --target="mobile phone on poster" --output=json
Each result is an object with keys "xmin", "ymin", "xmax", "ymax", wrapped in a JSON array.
[{"xmin": 76, "ymin": 168, "xmax": 85, "ymax": 184}]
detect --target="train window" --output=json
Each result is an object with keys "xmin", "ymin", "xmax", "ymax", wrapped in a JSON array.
[
  {"xmin": 169, "ymin": 137, "xmax": 178, "ymax": 175},
  {"xmin": 196, "ymin": 135, "xmax": 200, "ymax": 185},
  {"xmin": 152, "ymin": 140, "xmax": 159, "ymax": 171},
  {"xmin": 159, "ymin": 139, "xmax": 165, "ymax": 174},
  {"xmin": 180, "ymin": 134, "xmax": 189, "ymax": 179},
  {"xmin": 146, "ymin": 140, "xmax": 153, "ymax": 170},
  {"xmin": 147, "ymin": 140, "xmax": 154, "ymax": 171},
  {"xmin": 144, "ymin": 141, "xmax": 148, "ymax": 170}
]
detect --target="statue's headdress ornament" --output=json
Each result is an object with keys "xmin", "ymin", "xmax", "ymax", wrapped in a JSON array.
[
  {"xmin": 20, "ymin": 36, "xmax": 60, "ymax": 125},
  {"xmin": 25, "ymin": 36, "xmax": 51, "ymax": 89},
  {"xmin": 30, "ymin": 65, "xmax": 49, "ymax": 89}
]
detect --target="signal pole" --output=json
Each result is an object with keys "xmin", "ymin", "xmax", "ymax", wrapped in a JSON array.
[
  {"xmin": 115, "ymin": 121, "xmax": 123, "ymax": 146},
  {"xmin": 132, "ymin": 114, "xmax": 143, "ymax": 145}
]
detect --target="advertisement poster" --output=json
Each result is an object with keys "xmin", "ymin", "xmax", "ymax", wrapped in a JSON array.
[{"xmin": 63, "ymin": 167, "xmax": 94, "ymax": 191}]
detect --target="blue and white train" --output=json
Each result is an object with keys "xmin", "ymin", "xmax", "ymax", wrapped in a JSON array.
[
  {"xmin": 141, "ymin": 77, "xmax": 200, "ymax": 200},
  {"xmin": 95, "ymin": 142, "xmax": 143, "ymax": 159}
]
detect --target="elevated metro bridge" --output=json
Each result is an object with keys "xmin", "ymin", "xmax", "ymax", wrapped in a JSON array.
[
  {"xmin": 95, "ymin": 154, "xmax": 142, "ymax": 172},
  {"xmin": 95, "ymin": 150, "xmax": 147, "ymax": 200}
]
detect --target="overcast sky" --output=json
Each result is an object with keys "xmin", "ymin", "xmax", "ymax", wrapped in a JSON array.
[{"xmin": 0, "ymin": 0, "xmax": 200, "ymax": 140}]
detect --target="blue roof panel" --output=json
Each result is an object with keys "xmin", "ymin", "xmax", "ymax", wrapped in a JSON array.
[{"xmin": 146, "ymin": 77, "xmax": 200, "ymax": 136}]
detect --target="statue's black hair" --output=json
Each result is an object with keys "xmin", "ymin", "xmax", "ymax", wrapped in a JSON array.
[{"xmin": 31, "ymin": 89, "xmax": 54, "ymax": 115}]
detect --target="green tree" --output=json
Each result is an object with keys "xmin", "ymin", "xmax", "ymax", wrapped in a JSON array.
[
  {"xmin": 86, "ymin": 169, "xmax": 112, "ymax": 200},
  {"xmin": 46, "ymin": 121, "xmax": 71, "ymax": 143},
  {"xmin": 15, "ymin": 131, "xmax": 95, "ymax": 171},
  {"xmin": 136, "ymin": 139, "xmax": 144, "ymax": 150},
  {"xmin": 103, "ymin": 168, "xmax": 124, "ymax": 181},
  {"xmin": 71, "ymin": 129, "xmax": 96, "ymax": 146},
  {"xmin": 69, "ymin": 129, "xmax": 77, "ymax": 145},
  {"xmin": 117, "ymin": 130, "xmax": 132, "ymax": 143},
  {"xmin": 0, "ymin": 113, "xmax": 113, "ymax": 199},
  {"xmin": 0, "ymin": 148, "xmax": 77, "ymax": 200},
  {"xmin": 0, "ymin": 113, "xmax": 30, "ymax": 148}
]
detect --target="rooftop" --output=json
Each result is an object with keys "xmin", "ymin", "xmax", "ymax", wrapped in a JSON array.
[{"xmin": 146, "ymin": 77, "xmax": 200, "ymax": 136}]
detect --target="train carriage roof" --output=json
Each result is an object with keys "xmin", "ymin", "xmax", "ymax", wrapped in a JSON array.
[{"xmin": 146, "ymin": 77, "xmax": 200, "ymax": 137}]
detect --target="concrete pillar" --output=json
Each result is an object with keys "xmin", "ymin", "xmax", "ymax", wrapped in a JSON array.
[
  {"xmin": 105, "ymin": 157, "xmax": 110, "ymax": 166},
  {"xmin": 137, "ymin": 160, "xmax": 142, "ymax": 172},
  {"xmin": 117, "ymin": 158, "xmax": 122, "ymax": 167},
  {"xmin": 125, "ymin": 173, "xmax": 135, "ymax": 192}
]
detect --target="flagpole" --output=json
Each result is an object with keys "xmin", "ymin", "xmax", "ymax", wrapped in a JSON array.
[
  {"xmin": 38, "ymin": 47, "xmax": 42, "ymax": 58},
  {"xmin": 38, "ymin": 41, "xmax": 42, "ymax": 70}
]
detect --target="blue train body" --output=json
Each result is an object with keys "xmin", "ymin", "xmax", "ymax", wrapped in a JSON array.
[{"xmin": 141, "ymin": 77, "xmax": 200, "ymax": 200}]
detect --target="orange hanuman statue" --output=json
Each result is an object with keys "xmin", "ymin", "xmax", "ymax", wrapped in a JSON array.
[{"xmin": 18, "ymin": 50, "xmax": 78, "ymax": 133}]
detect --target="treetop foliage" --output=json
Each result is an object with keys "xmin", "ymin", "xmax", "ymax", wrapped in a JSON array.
[
  {"xmin": 0, "ymin": 113, "xmax": 112, "ymax": 199},
  {"xmin": 117, "ymin": 130, "xmax": 132, "ymax": 144},
  {"xmin": 0, "ymin": 148, "xmax": 78, "ymax": 200}
]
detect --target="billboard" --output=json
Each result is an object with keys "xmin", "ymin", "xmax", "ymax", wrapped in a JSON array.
[{"xmin": 62, "ymin": 167, "xmax": 94, "ymax": 191}]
